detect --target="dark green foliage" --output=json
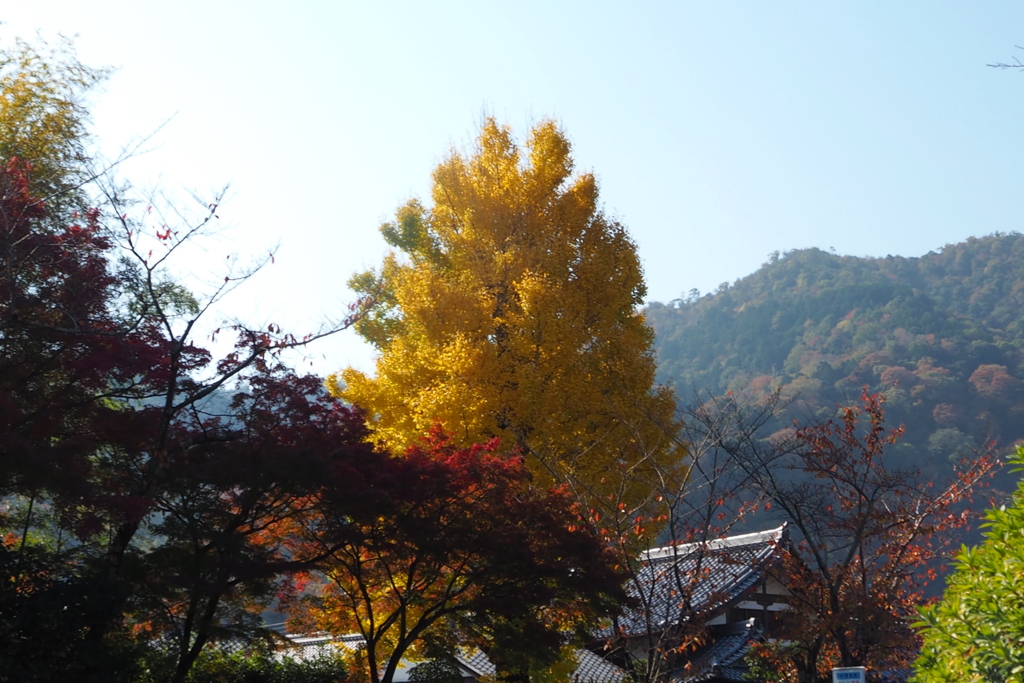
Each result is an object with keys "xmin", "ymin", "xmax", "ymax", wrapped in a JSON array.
[
  {"xmin": 0, "ymin": 545, "xmax": 148, "ymax": 683},
  {"xmin": 648, "ymin": 234, "xmax": 1024, "ymax": 485},
  {"xmin": 408, "ymin": 656, "xmax": 464, "ymax": 683},
  {"xmin": 173, "ymin": 644, "xmax": 350, "ymax": 683}
]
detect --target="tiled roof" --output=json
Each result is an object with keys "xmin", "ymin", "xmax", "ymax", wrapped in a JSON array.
[
  {"xmin": 455, "ymin": 649, "xmax": 495, "ymax": 677},
  {"xmin": 673, "ymin": 619, "xmax": 762, "ymax": 682},
  {"xmin": 282, "ymin": 633, "xmax": 364, "ymax": 662},
  {"xmin": 459, "ymin": 647, "xmax": 626, "ymax": 683},
  {"xmin": 599, "ymin": 526, "xmax": 786, "ymax": 639},
  {"xmin": 289, "ymin": 641, "xmax": 626, "ymax": 683}
]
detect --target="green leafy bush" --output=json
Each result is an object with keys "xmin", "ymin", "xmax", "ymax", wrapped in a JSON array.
[
  {"xmin": 151, "ymin": 644, "xmax": 351, "ymax": 683},
  {"xmin": 913, "ymin": 446, "xmax": 1024, "ymax": 682}
]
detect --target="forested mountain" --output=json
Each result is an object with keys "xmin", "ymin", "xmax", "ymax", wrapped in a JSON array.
[{"xmin": 647, "ymin": 233, "xmax": 1024, "ymax": 483}]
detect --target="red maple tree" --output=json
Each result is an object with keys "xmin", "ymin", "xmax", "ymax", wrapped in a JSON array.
[
  {"xmin": 295, "ymin": 426, "xmax": 629, "ymax": 683},
  {"xmin": 743, "ymin": 390, "xmax": 996, "ymax": 683},
  {"xmin": 0, "ymin": 157, "xmax": 379, "ymax": 680}
]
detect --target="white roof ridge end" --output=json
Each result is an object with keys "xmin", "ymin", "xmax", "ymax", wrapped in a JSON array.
[{"xmin": 641, "ymin": 524, "xmax": 786, "ymax": 561}]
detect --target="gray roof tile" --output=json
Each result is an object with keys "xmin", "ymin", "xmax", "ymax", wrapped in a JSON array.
[{"xmin": 598, "ymin": 526, "xmax": 785, "ymax": 639}]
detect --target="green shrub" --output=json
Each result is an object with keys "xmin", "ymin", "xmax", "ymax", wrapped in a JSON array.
[
  {"xmin": 134, "ymin": 642, "xmax": 350, "ymax": 683},
  {"xmin": 912, "ymin": 446, "xmax": 1024, "ymax": 682}
]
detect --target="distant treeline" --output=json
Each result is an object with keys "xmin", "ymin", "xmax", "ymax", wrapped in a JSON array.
[{"xmin": 647, "ymin": 233, "xmax": 1024, "ymax": 490}]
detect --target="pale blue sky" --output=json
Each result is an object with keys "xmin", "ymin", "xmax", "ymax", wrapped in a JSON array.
[{"xmin": 5, "ymin": 2, "xmax": 1024, "ymax": 374}]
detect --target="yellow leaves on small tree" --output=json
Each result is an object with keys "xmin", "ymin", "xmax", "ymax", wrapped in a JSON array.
[
  {"xmin": 334, "ymin": 119, "xmax": 683, "ymax": 513},
  {"xmin": 0, "ymin": 36, "xmax": 109, "ymax": 205}
]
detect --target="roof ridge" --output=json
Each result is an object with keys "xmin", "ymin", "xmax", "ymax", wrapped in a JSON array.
[{"xmin": 642, "ymin": 524, "xmax": 786, "ymax": 561}]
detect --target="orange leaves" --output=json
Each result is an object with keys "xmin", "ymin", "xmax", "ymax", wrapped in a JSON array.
[
  {"xmin": 299, "ymin": 427, "xmax": 628, "ymax": 683},
  {"xmin": 756, "ymin": 388, "xmax": 995, "ymax": 676}
]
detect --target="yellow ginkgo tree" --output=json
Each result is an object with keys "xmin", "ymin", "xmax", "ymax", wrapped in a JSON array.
[{"xmin": 332, "ymin": 118, "xmax": 683, "ymax": 514}]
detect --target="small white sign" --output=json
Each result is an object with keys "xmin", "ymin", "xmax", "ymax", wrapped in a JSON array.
[{"xmin": 832, "ymin": 667, "xmax": 866, "ymax": 683}]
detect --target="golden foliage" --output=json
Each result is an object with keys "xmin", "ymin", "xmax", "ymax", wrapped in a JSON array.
[
  {"xmin": 334, "ymin": 119, "xmax": 682, "ymax": 510},
  {"xmin": 0, "ymin": 36, "xmax": 109, "ymax": 204}
]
